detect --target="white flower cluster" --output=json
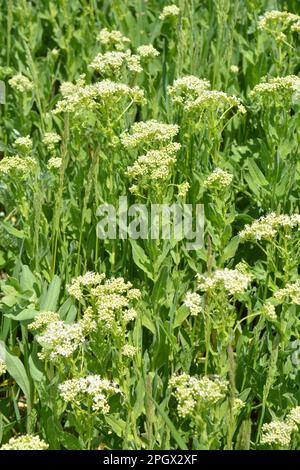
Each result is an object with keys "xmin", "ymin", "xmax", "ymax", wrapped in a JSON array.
[
  {"xmin": 97, "ymin": 28, "xmax": 130, "ymax": 50},
  {"xmin": 239, "ymin": 213, "xmax": 300, "ymax": 242},
  {"xmin": 168, "ymin": 75, "xmax": 245, "ymax": 115},
  {"xmin": 261, "ymin": 420, "xmax": 294, "ymax": 447},
  {"xmin": 274, "ymin": 280, "xmax": 300, "ymax": 305},
  {"xmin": 170, "ymin": 373, "xmax": 228, "ymax": 417},
  {"xmin": 258, "ymin": 10, "xmax": 300, "ymax": 35},
  {"xmin": 13, "ymin": 135, "xmax": 32, "ymax": 152},
  {"xmin": 59, "ymin": 375, "xmax": 119, "ymax": 413},
  {"xmin": 168, "ymin": 75, "xmax": 210, "ymax": 105},
  {"xmin": 43, "ymin": 132, "xmax": 61, "ymax": 151},
  {"xmin": 186, "ymin": 90, "xmax": 246, "ymax": 115},
  {"xmin": 197, "ymin": 268, "xmax": 252, "ymax": 296},
  {"xmin": 89, "ymin": 50, "xmax": 143, "ymax": 75},
  {"xmin": 47, "ymin": 157, "xmax": 62, "ymax": 170},
  {"xmin": 0, "ymin": 155, "xmax": 37, "ymax": 179},
  {"xmin": 250, "ymin": 75, "xmax": 300, "ymax": 105},
  {"xmin": 53, "ymin": 78, "xmax": 145, "ymax": 116},
  {"xmin": 286, "ymin": 406, "xmax": 300, "ymax": 427},
  {"xmin": 0, "ymin": 435, "xmax": 48, "ymax": 450},
  {"xmin": 36, "ymin": 320, "xmax": 85, "ymax": 360},
  {"xmin": 177, "ymin": 181, "xmax": 190, "ymax": 197},
  {"xmin": 122, "ymin": 344, "xmax": 137, "ymax": 358},
  {"xmin": 261, "ymin": 303, "xmax": 277, "ymax": 322},
  {"xmin": 67, "ymin": 272, "xmax": 141, "ymax": 329},
  {"xmin": 137, "ymin": 45, "xmax": 159, "ymax": 58},
  {"xmin": 121, "ymin": 120, "xmax": 179, "ymax": 149},
  {"xmin": 126, "ymin": 143, "xmax": 180, "ymax": 183},
  {"xmin": 29, "ymin": 311, "xmax": 60, "ymax": 331},
  {"xmin": 203, "ymin": 168, "xmax": 233, "ymax": 190},
  {"xmin": 0, "ymin": 358, "xmax": 6, "ymax": 376},
  {"xmin": 159, "ymin": 4, "xmax": 180, "ymax": 21},
  {"xmin": 9, "ymin": 73, "xmax": 33, "ymax": 93},
  {"xmin": 184, "ymin": 292, "xmax": 202, "ymax": 316}
]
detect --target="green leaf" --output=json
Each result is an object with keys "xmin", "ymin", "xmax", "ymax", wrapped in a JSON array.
[
  {"xmin": 173, "ymin": 305, "xmax": 190, "ymax": 329},
  {"xmin": 40, "ymin": 275, "xmax": 61, "ymax": 311},
  {"xmin": 4, "ymin": 308, "xmax": 38, "ymax": 321},
  {"xmin": 220, "ymin": 236, "xmax": 240, "ymax": 264},
  {"xmin": 154, "ymin": 400, "xmax": 187, "ymax": 450},
  {"xmin": 130, "ymin": 241, "xmax": 154, "ymax": 281},
  {"xmin": 0, "ymin": 221, "xmax": 25, "ymax": 239},
  {"xmin": 0, "ymin": 341, "xmax": 31, "ymax": 405}
]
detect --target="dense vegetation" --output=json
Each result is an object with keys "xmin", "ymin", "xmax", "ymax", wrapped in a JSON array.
[{"xmin": 0, "ymin": 0, "xmax": 299, "ymax": 450}]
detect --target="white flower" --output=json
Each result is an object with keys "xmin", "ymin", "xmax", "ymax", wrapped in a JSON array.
[
  {"xmin": 159, "ymin": 5, "xmax": 180, "ymax": 21},
  {"xmin": 59, "ymin": 375, "xmax": 119, "ymax": 414},
  {"xmin": 137, "ymin": 45, "xmax": 160, "ymax": 58},
  {"xmin": 36, "ymin": 321, "xmax": 85, "ymax": 360},
  {"xmin": 122, "ymin": 344, "xmax": 137, "ymax": 358},
  {"xmin": 170, "ymin": 373, "xmax": 228, "ymax": 417},
  {"xmin": 121, "ymin": 120, "xmax": 179, "ymax": 149},
  {"xmin": 14, "ymin": 135, "xmax": 32, "ymax": 152},
  {"xmin": 47, "ymin": 157, "xmax": 62, "ymax": 170},
  {"xmin": 9, "ymin": 74, "xmax": 33, "ymax": 92},
  {"xmin": 197, "ymin": 268, "xmax": 252, "ymax": 296},
  {"xmin": 0, "ymin": 435, "xmax": 48, "ymax": 450},
  {"xmin": 261, "ymin": 303, "xmax": 277, "ymax": 322},
  {"xmin": 261, "ymin": 421, "xmax": 294, "ymax": 447},
  {"xmin": 184, "ymin": 292, "xmax": 202, "ymax": 316},
  {"xmin": 0, "ymin": 359, "xmax": 6, "ymax": 376},
  {"xmin": 97, "ymin": 28, "xmax": 130, "ymax": 50},
  {"xmin": 274, "ymin": 280, "xmax": 300, "ymax": 305},
  {"xmin": 29, "ymin": 311, "xmax": 60, "ymax": 331},
  {"xmin": 43, "ymin": 132, "xmax": 61, "ymax": 151},
  {"xmin": 203, "ymin": 168, "xmax": 233, "ymax": 190}
]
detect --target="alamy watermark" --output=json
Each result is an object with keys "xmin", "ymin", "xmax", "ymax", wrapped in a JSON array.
[{"xmin": 96, "ymin": 196, "xmax": 204, "ymax": 250}]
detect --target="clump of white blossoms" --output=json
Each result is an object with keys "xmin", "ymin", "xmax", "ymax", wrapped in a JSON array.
[
  {"xmin": 177, "ymin": 181, "xmax": 190, "ymax": 197},
  {"xmin": 8, "ymin": 73, "xmax": 33, "ymax": 93},
  {"xmin": 197, "ymin": 268, "xmax": 252, "ymax": 296},
  {"xmin": 36, "ymin": 320, "xmax": 85, "ymax": 361},
  {"xmin": 261, "ymin": 303, "xmax": 277, "ymax": 322},
  {"xmin": 53, "ymin": 77, "xmax": 145, "ymax": 117},
  {"xmin": 261, "ymin": 420, "xmax": 294, "ymax": 447},
  {"xmin": 170, "ymin": 373, "xmax": 228, "ymax": 417},
  {"xmin": 286, "ymin": 407, "xmax": 300, "ymax": 428},
  {"xmin": 186, "ymin": 90, "xmax": 246, "ymax": 115},
  {"xmin": 184, "ymin": 292, "xmax": 202, "ymax": 316},
  {"xmin": 239, "ymin": 213, "xmax": 300, "ymax": 242},
  {"xmin": 159, "ymin": 4, "xmax": 180, "ymax": 21},
  {"xmin": 0, "ymin": 358, "xmax": 6, "ymax": 376},
  {"xmin": 0, "ymin": 155, "xmax": 37, "ymax": 180},
  {"xmin": 137, "ymin": 45, "xmax": 160, "ymax": 59},
  {"xmin": 59, "ymin": 375, "xmax": 119, "ymax": 413},
  {"xmin": 168, "ymin": 75, "xmax": 211, "ymax": 106},
  {"xmin": 89, "ymin": 50, "xmax": 142, "ymax": 76},
  {"xmin": 203, "ymin": 168, "xmax": 233, "ymax": 190},
  {"xmin": 230, "ymin": 65, "xmax": 239, "ymax": 74},
  {"xmin": 126, "ymin": 143, "xmax": 180, "ymax": 185},
  {"xmin": 122, "ymin": 344, "xmax": 137, "ymax": 358},
  {"xmin": 121, "ymin": 120, "xmax": 179, "ymax": 150},
  {"xmin": 168, "ymin": 75, "xmax": 246, "ymax": 116},
  {"xmin": 67, "ymin": 272, "xmax": 141, "ymax": 330},
  {"xmin": 258, "ymin": 10, "xmax": 300, "ymax": 36},
  {"xmin": 13, "ymin": 135, "xmax": 32, "ymax": 153},
  {"xmin": 43, "ymin": 132, "xmax": 61, "ymax": 152},
  {"xmin": 274, "ymin": 280, "xmax": 300, "ymax": 305},
  {"xmin": 29, "ymin": 311, "xmax": 60, "ymax": 331},
  {"xmin": 47, "ymin": 157, "xmax": 62, "ymax": 170},
  {"xmin": 97, "ymin": 28, "xmax": 130, "ymax": 50},
  {"xmin": 0, "ymin": 435, "xmax": 48, "ymax": 450},
  {"xmin": 250, "ymin": 75, "xmax": 300, "ymax": 106}
]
